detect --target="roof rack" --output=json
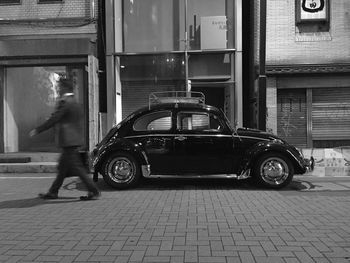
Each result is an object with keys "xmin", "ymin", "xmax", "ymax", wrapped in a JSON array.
[{"xmin": 149, "ymin": 91, "xmax": 205, "ymax": 109}]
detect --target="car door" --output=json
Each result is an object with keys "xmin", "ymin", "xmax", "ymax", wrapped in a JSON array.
[
  {"xmin": 130, "ymin": 110, "xmax": 176, "ymax": 174},
  {"xmin": 172, "ymin": 110, "xmax": 235, "ymax": 175}
]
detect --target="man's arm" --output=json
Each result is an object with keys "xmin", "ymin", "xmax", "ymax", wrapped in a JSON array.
[{"xmin": 29, "ymin": 100, "xmax": 66, "ymax": 136}]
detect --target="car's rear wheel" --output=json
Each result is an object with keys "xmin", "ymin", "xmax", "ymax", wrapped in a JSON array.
[
  {"xmin": 252, "ymin": 152, "xmax": 294, "ymax": 189},
  {"xmin": 102, "ymin": 152, "xmax": 140, "ymax": 189}
]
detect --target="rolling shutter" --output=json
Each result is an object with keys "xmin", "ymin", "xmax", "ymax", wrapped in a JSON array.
[
  {"xmin": 121, "ymin": 80, "xmax": 179, "ymax": 119},
  {"xmin": 277, "ymin": 89, "xmax": 307, "ymax": 147},
  {"xmin": 312, "ymin": 88, "xmax": 350, "ymax": 140}
]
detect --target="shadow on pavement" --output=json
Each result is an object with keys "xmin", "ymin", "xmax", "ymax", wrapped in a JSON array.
[
  {"xmin": 75, "ymin": 177, "xmax": 315, "ymax": 192},
  {"xmin": 287, "ymin": 179, "xmax": 316, "ymax": 191},
  {"xmin": 0, "ymin": 197, "xmax": 80, "ymax": 209},
  {"xmin": 74, "ymin": 177, "xmax": 256, "ymax": 191},
  {"xmin": 0, "ymin": 179, "xmax": 333, "ymax": 209}
]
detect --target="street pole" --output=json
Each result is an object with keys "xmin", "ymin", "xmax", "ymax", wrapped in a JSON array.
[{"xmin": 258, "ymin": 0, "xmax": 267, "ymax": 131}]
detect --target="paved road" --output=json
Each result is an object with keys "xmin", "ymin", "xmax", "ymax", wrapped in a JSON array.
[{"xmin": 0, "ymin": 174, "xmax": 349, "ymax": 263}]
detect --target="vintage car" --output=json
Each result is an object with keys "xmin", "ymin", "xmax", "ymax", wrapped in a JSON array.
[{"xmin": 91, "ymin": 92, "xmax": 314, "ymax": 189}]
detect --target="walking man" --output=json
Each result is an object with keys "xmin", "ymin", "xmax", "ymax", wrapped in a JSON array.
[{"xmin": 29, "ymin": 78, "xmax": 100, "ymax": 200}]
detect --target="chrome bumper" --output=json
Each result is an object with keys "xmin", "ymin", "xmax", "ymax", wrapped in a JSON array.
[{"xmin": 305, "ymin": 156, "xmax": 315, "ymax": 172}]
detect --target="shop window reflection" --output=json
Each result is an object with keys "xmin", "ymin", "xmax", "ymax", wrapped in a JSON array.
[
  {"xmin": 188, "ymin": 53, "xmax": 231, "ymax": 79},
  {"xmin": 4, "ymin": 66, "xmax": 87, "ymax": 152},
  {"xmin": 120, "ymin": 54, "xmax": 185, "ymax": 81},
  {"xmin": 187, "ymin": 0, "xmax": 234, "ymax": 50},
  {"xmin": 123, "ymin": 0, "xmax": 234, "ymax": 52}
]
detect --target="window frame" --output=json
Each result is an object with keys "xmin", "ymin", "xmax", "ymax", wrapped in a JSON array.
[
  {"xmin": 122, "ymin": 0, "xmax": 235, "ymax": 53},
  {"xmin": 37, "ymin": 0, "xmax": 63, "ymax": 4},
  {"xmin": 176, "ymin": 111, "xmax": 224, "ymax": 133},
  {"xmin": 133, "ymin": 111, "xmax": 173, "ymax": 132},
  {"xmin": 0, "ymin": 0, "xmax": 21, "ymax": 5}
]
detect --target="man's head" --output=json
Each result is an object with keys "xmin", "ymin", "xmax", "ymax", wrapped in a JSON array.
[{"xmin": 58, "ymin": 78, "xmax": 74, "ymax": 97}]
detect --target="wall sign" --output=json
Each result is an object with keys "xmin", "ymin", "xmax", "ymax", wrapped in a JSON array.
[
  {"xmin": 200, "ymin": 16, "xmax": 227, "ymax": 50},
  {"xmin": 296, "ymin": 0, "xmax": 329, "ymax": 23}
]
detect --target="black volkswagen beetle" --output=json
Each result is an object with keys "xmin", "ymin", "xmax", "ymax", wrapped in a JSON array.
[{"xmin": 92, "ymin": 92, "xmax": 314, "ymax": 189}]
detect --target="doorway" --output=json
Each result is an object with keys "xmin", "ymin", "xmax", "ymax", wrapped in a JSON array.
[
  {"xmin": 277, "ymin": 89, "xmax": 307, "ymax": 147},
  {"xmin": 192, "ymin": 86, "xmax": 225, "ymax": 111}
]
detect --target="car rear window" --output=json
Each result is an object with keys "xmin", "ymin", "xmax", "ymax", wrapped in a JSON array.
[{"xmin": 133, "ymin": 111, "xmax": 172, "ymax": 131}]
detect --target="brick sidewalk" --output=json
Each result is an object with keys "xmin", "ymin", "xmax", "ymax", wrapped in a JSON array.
[{"xmin": 0, "ymin": 175, "xmax": 349, "ymax": 263}]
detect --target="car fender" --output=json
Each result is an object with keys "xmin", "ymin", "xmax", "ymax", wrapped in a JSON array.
[
  {"xmin": 94, "ymin": 138, "xmax": 149, "ymax": 173},
  {"xmin": 242, "ymin": 140, "xmax": 306, "ymax": 174}
]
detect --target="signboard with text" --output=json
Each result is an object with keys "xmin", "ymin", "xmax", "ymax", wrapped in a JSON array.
[
  {"xmin": 200, "ymin": 16, "xmax": 227, "ymax": 50},
  {"xmin": 296, "ymin": 0, "xmax": 329, "ymax": 23}
]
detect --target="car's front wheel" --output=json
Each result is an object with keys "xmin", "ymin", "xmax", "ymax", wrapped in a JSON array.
[
  {"xmin": 252, "ymin": 152, "xmax": 294, "ymax": 189},
  {"xmin": 102, "ymin": 152, "xmax": 140, "ymax": 189}
]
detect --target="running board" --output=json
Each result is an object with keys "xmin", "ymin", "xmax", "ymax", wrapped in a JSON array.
[
  {"xmin": 146, "ymin": 173, "xmax": 247, "ymax": 179},
  {"xmin": 142, "ymin": 165, "xmax": 251, "ymax": 180}
]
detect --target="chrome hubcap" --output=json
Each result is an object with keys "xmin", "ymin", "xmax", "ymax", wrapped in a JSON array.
[
  {"xmin": 260, "ymin": 157, "xmax": 289, "ymax": 185},
  {"xmin": 108, "ymin": 157, "xmax": 135, "ymax": 183}
]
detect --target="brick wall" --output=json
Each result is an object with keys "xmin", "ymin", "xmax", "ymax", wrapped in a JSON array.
[
  {"xmin": 266, "ymin": 0, "xmax": 350, "ymax": 64},
  {"xmin": 0, "ymin": 0, "xmax": 97, "ymax": 37}
]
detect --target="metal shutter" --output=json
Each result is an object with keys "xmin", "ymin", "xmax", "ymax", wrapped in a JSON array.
[
  {"xmin": 312, "ymin": 88, "xmax": 350, "ymax": 140},
  {"xmin": 277, "ymin": 89, "xmax": 307, "ymax": 147},
  {"xmin": 121, "ymin": 80, "xmax": 180, "ymax": 119}
]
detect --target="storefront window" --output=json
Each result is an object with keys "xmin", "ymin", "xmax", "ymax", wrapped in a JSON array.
[
  {"xmin": 120, "ymin": 54, "xmax": 185, "ymax": 117},
  {"xmin": 123, "ymin": 0, "xmax": 235, "ymax": 52},
  {"xmin": 188, "ymin": 53, "xmax": 231, "ymax": 79},
  {"xmin": 120, "ymin": 54, "xmax": 185, "ymax": 81},
  {"xmin": 123, "ymin": 0, "xmax": 181, "ymax": 52},
  {"xmin": 4, "ymin": 66, "xmax": 87, "ymax": 152},
  {"xmin": 121, "ymin": 0, "xmax": 236, "ymax": 119},
  {"xmin": 186, "ymin": 0, "xmax": 234, "ymax": 50}
]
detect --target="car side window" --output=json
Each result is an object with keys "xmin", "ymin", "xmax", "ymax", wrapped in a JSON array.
[
  {"xmin": 177, "ymin": 112, "xmax": 222, "ymax": 132},
  {"xmin": 133, "ymin": 111, "xmax": 172, "ymax": 131}
]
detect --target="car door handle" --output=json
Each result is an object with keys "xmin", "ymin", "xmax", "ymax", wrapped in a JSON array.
[{"xmin": 175, "ymin": 136, "xmax": 187, "ymax": 141}]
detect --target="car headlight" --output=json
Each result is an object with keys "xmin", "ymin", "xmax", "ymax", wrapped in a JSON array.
[
  {"xmin": 108, "ymin": 133, "xmax": 118, "ymax": 143},
  {"xmin": 272, "ymin": 138, "xmax": 285, "ymax": 144}
]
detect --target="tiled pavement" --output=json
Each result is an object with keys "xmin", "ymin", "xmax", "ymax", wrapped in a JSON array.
[{"xmin": 0, "ymin": 174, "xmax": 350, "ymax": 263}]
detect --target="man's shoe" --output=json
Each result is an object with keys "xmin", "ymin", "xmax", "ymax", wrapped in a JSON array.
[
  {"xmin": 38, "ymin": 192, "xmax": 58, "ymax": 199},
  {"xmin": 80, "ymin": 191, "xmax": 100, "ymax": 201}
]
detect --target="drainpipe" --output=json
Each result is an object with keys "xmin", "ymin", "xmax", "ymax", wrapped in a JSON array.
[
  {"xmin": 90, "ymin": 0, "xmax": 96, "ymax": 19},
  {"xmin": 184, "ymin": 0, "xmax": 190, "ymax": 92},
  {"xmin": 258, "ymin": 0, "xmax": 267, "ymax": 131}
]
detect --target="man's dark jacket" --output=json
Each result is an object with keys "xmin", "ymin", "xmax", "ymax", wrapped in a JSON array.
[{"xmin": 35, "ymin": 95, "xmax": 84, "ymax": 148}]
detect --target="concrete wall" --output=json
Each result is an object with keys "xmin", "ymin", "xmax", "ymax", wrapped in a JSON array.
[{"xmin": 302, "ymin": 148, "xmax": 350, "ymax": 177}]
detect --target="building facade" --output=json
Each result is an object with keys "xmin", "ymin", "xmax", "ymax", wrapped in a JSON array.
[
  {"xmin": 103, "ymin": 0, "xmax": 243, "ymax": 130},
  {"xmin": 0, "ymin": 0, "xmax": 99, "ymax": 153},
  {"xmin": 264, "ymin": 0, "xmax": 350, "ymax": 149}
]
